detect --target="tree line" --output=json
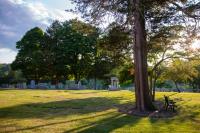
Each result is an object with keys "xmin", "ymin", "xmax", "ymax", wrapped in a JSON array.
[
  {"xmin": 2, "ymin": 18, "xmax": 197, "ymax": 94},
  {"xmin": 10, "ymin": 20, "xmax": 132, "ymax": 86}
]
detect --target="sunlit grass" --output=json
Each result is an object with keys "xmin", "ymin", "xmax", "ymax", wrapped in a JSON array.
[{"xmin": 0, "ymin": 89, "xmax": 199, "ymax": 133}]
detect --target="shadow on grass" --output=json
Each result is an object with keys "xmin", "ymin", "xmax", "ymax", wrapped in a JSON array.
[
  {"xmin": 0, "ymin": 96, "xmax": 140, "ymax": 133},
  {"xmin": 65, "ymin": 114, "xmax": 141, "ymax": 133},
  {"xmin": 2, "ymin": 111, "xmax": 142, "ymax": 133},
  {"xmin": 64, "ymin": 104, "xmax": 200, "ymax": 133},
  {"xmin": 0, "ymin": 97, "xmax": 131, "ymax": 119},
  {"xmin": 3, "ymin": 111, "xmax": 116, "ymax": 133}
]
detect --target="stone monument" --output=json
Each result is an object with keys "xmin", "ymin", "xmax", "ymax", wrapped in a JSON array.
[{"xmin": 109, "ymin": 77, "xmax": 119, "ymax": 91}]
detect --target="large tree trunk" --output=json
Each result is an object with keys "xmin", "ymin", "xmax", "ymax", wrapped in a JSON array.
[{"xmin": 133, "ymin": 0, "xmax": 155, "ymax": 111}]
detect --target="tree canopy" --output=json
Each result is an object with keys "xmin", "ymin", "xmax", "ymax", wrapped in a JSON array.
[{"xmin": 71, "ymin": 0, "xmax": 200, "ymax": 111}]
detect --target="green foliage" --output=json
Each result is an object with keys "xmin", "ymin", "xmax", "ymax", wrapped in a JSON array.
[
  {"xmin": 99, "ymin": 23, "xmax": 132, "ymax": 64},
  {"xmin": 87, "ymin": 23, "xmax": 132, "ymax": 83},
  {"xmin": 189, "ymin": 60, "xmax": 200, "ymax": 90},
  {"xmin": 71, "ymin": 0, "xmax": 200, "ymax": 93},
  {"xmin": 11, "ymin": 27, "xmax": 45, "ymax": 82},
  {"xmin": 0, "ymin": 64, "xmax": 26, "ymax": 84},
  {"xmin": 164, "ymin": 59, "xmax": 198, "ymax": 83},
  {"xmin": 12, "ymin": 20, "xmax": 99, "ymax": 83},
  {"xmin": 156, "ymin": 80, "xmax": 173, "ymax": 89}
]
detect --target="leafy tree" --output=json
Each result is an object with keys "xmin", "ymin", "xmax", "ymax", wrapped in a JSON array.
[
  {"xmin": 45, "ymin": 20, "xmax": 99, "ymax": 83},
  {"xmin": 99, "ymin": 23, "xmax": 132, "ymax": 66},
  {"xmin": 44, "ymin": 21, "xmax": 70, "ymax": 84},
  {"xmin": 148, "ymin": 25, "xmax": 187, "ymax": 100},
  {"xmin": 87, "ymin": 23, "xmax": 132, "ymax": 88},
  {"xmin": 11, "ymin": 27, "xmax": 45, "ymax": 83},
  {"xmin": 118, "ymin": 62, "xmax": 134, "ymax": 84},
  {"xmin": 71, "ymin": 0, "xmax": 200, "ymax": 111},
  {"xmin": 164, "ymin": 59, "xmax": 198, "ymax": 92},
  {"xmin": 12, "ymin": 20, "xmax": 99, "ymax": 84},
  {"xmin": 189, "ymin": 60, "xmax": 200, "ymax": 92},
  {"xmin": 0, "ymin": 64, "xmax": 11, "ymax": 84},
  {"xmin": 0, "ymin": 64, "xmax": 25, "ymax": 85},
  {"xmin": 65, "ymin": 20, "xmax": 99, "ymax": 83}
]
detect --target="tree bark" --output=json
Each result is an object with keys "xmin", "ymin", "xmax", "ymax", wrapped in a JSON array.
[
  {"xmin": 74, "ymin": 73, "xmax": 79, "ymax": 84},
  {"xmin": 152, "ymin": 77, "xmax": 157, "ymax": 101},
  {"xmin": 174, "ymin": 81, "xmax": 181, "ymax": 93},
  {"xmin": 133, "ymin": 0, "xmax": 155, "ymax": 111},
  {"xmin": 149, "ymin": 72, "xmax": 153, "ymax": 97}
]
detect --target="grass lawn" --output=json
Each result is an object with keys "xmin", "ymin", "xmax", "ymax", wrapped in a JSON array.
[{"xmin": 0, "ymin": 89, "xmax": 200, "ymax": 133}]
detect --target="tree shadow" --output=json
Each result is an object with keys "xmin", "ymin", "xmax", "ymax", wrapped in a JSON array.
[
  {"xmin": 0, "ymin": 96, "xmax": 140, "ymax": 133},
  {"xmin": 0, "ymin": 97, "xmax": 130, "ymax": 119},
  {"xmin": 3, "ymin": 111, "xmax": 116, "ymax": 133},
  {"xmin": 64, "ymin": 114, "xmax": 141, "ymax": 133}
]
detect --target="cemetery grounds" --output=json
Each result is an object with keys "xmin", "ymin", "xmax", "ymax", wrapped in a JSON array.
[{"xmin": 0, "ymin": 89, "xmax": 200, "ymax": 133}]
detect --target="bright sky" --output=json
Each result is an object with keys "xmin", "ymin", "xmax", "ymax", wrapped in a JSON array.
[
  {"xmin": 0, "ymin": 0, "xmax": 79, "ymax": 64},
  {"xmin": 193, "ymin": 40, "xmax": 200, "ymax": 48}
]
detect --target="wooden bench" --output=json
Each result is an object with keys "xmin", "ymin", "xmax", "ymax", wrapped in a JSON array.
[{"xmin": 164, "ymin": 95, "xmax": 177, "ymax": 112}]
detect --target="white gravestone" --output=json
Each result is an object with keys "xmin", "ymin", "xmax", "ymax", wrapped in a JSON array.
[{"xmin": 109, "ymin": 77, "xmax": 119, "ymax": 91}]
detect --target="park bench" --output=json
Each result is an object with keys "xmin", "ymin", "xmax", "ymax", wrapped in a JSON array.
[{"xmin": 164, "ymin": 95, "xmax": 177, "ymax": 112}]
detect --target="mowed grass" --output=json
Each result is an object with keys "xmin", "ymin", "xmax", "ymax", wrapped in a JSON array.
[{"xmin": 0, "ymin": 89, "xmax": 200, "ymax": 133}]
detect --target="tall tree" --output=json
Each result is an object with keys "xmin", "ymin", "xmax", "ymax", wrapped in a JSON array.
[
  {"xmin": 66, "ymin": 20, "xmax": 99, "ymax": 83},
  {"xmin": 44, "ymin": 21, "xmax": 69, "ymax": 84},
  {"xmin": 11, "ymin": 27, "xmax": 45, "ymax": 83},
  {"xmin": 71, "ymin": 0, "xmax": 200, "ymax": 111},
  {"xmin": 45, "ymin": 20, "xmax": 99, "ymax": 83}
]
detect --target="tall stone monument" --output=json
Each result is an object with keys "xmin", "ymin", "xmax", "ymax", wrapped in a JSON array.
[{"xmin": 109, "ymin": 77, "xmax": 120, "ymax": 91}]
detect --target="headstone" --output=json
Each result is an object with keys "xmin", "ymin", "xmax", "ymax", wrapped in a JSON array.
[
  {"xmin": 9, "ymin": 84, "xmax": 15, "ymax": 88},
  {"xmin": 37, "ymin": 83, "xmax": 49, "ymax": 89},
  {"xmin": 78, "ymin": 81, "xmax": 81, "ymax": 89},
  {"xmin": 50, "ymin": 85, "xmax": 56, "ymax": 89},
  {"xmin": 109, "ymin": 77, "xmax": 119, "ymax": 91},
  {"xmin": 30, "ymin": 80, "xmax": 36, "ymax": 89},
  {"xmin": 86, "ymin": 79, "xmax": 104, "ymax": 90},
  {"xmin": 22, "ymin": 82, "xmax": 27, "ymax": 89},
  {"xmin": 58, "ymin": 83, "xmax": 64, "ymax": 89}
]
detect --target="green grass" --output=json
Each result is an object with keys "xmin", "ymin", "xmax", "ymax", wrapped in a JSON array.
[{"xmin": 0, "ymin": 89, "xmax": 200, "ymax": 133}]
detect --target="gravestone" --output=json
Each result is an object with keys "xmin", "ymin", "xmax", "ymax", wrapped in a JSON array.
[
  {"xmin": 78, "ymin": 81, "xmax": 81, "ymax": 89},
  {"xmin": 30, "ymin": 80, "xmax": 36, "ymax": 89},
  {"xmin": 37, "ymin": 83, "xmax": 49, "ymax": 89},
  {"xmin": 17, "ymin": 82, "xmax": 27, "ymax": 89},
  {"xmin": 22, "ymin": 82, "xmax": 27, "ymax": 89},
  {"xmin": 109, "ymin": 77, "xmax": 119, "ymax": 91},
  {"xmin": 86, "ymin": 79, "xmax": 104, "ymax": 89},
  {"xmin": 50, "ymin": 85, "xmax": 56, "ymax": 89},
  {"xmin": 58, "ymin": 83, "xmax": 64, "ymax": 89}
]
